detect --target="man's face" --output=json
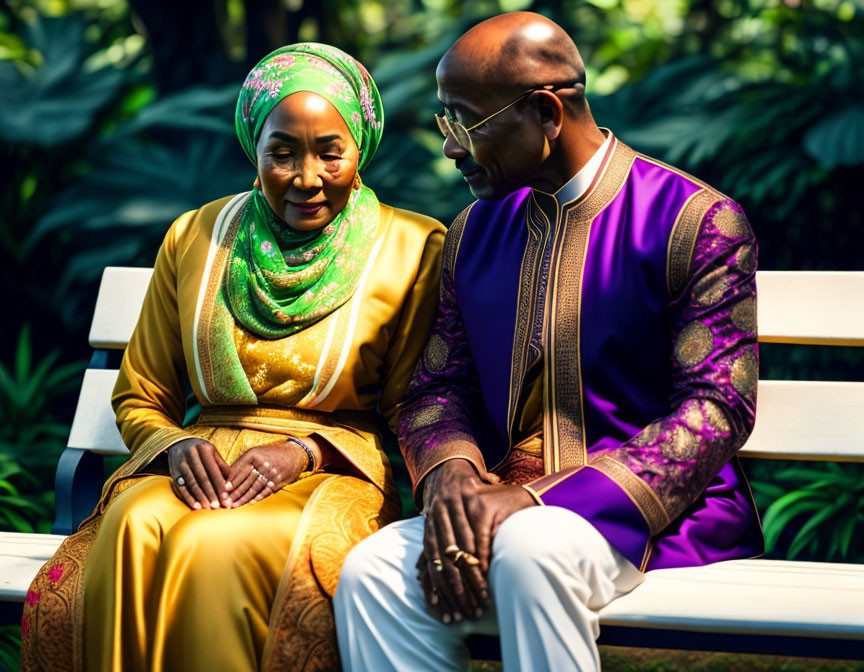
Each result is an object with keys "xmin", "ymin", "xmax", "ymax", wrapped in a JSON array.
[{"xmin": 437, "ymin": 70, "xmax": 547, "ymax": 200}]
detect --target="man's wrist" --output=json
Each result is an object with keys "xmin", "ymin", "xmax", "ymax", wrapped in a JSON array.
[{"xmin": 421, "ymin": 458, "xmax": 478, "ymax": 509}]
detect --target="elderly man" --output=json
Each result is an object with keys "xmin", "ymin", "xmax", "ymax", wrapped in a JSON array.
[{"xmin": 335, "ymin": 11, "xmax": 762, "ymax": 671}]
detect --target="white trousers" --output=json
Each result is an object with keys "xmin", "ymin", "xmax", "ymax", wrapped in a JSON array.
[{"xmin": 334, "ymin": 506, "xmax": 644, "ymax": 672}]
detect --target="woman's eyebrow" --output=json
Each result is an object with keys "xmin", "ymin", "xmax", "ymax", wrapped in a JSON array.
[
  {"xmin": 268, "ymin": 131, "xmax": 297, "ymax": 142},
  {"xmin": 267, "ymin": 131, "xmax": 343, "ymax": 144}
]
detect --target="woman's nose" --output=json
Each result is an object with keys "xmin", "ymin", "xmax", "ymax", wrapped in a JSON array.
[{"xmin": 294, "ymin": 159, "xmax": 323, "ymax": 190}]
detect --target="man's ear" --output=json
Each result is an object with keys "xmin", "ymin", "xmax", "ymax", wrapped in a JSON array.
[{"xmin": 536, "ymin": 91, "xmax": 565, "ymax": 141}]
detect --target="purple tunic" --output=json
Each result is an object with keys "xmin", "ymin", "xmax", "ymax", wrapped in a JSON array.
[{"xmin": 399, "ymin": 136, "xmax": 763, "ymax": 571}]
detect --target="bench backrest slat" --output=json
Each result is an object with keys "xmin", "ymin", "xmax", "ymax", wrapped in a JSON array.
[
  {"xmin": 90, "ymin": 269, "xmax": 864, "ymax": 350},
  {"xmin": 757, "ymin": 271, "xmax": 864, "ymax": 346},
  {"xmin": 739, "ymin": 381, "xmax": 864, "ymax": 461},
  {"xmin": 75, "ymin": 268, "xmax": 864, "ymax": 461},
  {"xmin": 88, "ymin": 267, "xmax": 154, "ymax": 349},
  {"xmin": 67, "ymin": 369, "xmax": 128, "ymax": 456},
  {"xmin": 67, "ymin": 372, "xmax": 864, "ymax": 462}
]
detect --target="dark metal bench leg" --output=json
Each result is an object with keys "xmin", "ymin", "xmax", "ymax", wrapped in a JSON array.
[
  {"xmin": 52, "ymin": 448, "xmax": 104, "ymax": 536},
  {"xmin": 0, "ymin": 601, "xmax": 23, "ymax": 626}
]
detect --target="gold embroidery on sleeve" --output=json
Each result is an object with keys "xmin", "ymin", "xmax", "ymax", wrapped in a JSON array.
[
  {"xmin": 731, "ymin": 297, "xmax": 757, "ymax": 333},
  {"xmin": 424, "ymin": 334, "xmax": 449, "ymax": 372},
  {"xmin": 409, "ymin": 405, "xmax": 445, "ymax": 431},
  {"xmin": 693, "ymin": 267, "xmax": 729, "ymax": 306},
  {"xmin": 674, "ymin": 321, "xmax": 714, "ymax": 367},
  {"xmin": 589, "ymin": 458, "xmax": 671, "ymax": 535},
  {"xmin": 681, "ymin": 399, "xmax": 704, "ymax": 432},
  {"xmin": 704, "ymin": 399, "xmax": 731, "ymax": 433},
  {"xmin": 736, "ymin": 244, "xmax": 756, "ymax": 274},
  {"xmin": 730, "ymin": 351, "xmax": 758, "ymax": 399},
  {"xmin": 666, "ymin": 188, "xmax": 721, "ymax": 298},
  {"xmin": 659, "ymin": 425, "xmax": 699, "ymax": 461},
  {"xmin": 712, "ymin": 205, "xmax": 750, "ymax": 239}
]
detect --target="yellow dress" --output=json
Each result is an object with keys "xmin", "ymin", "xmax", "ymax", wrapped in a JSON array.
[{"xmin": 20, "ymin": 192, "xmax": 445, "ymax": 672}]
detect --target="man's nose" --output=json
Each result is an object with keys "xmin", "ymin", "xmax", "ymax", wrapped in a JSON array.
[{"xmin": 442, "ymin": 132, "xmax": 469, "ymax": 160}]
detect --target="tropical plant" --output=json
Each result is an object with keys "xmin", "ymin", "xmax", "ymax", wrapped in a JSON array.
[
  {"xmin": 0, "ymin": 625, "xmax": 21, "ymax": 672},
  {"xmin": 752, "ymin": 462, "xmax": 864, "ymax": 562},
  {"xmin": 0, "ymin": 325, "xmax": 84, "ymax": 532}
]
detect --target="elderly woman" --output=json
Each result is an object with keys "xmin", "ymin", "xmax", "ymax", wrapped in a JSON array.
[{"xmin": 21, "ymin": 43, "xmax": 444, "ymax": 672}]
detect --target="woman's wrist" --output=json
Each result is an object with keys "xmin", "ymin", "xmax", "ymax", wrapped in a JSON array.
[{"xmin": 285, "ymin": 436, "xmax": 318, "ymax": 472}]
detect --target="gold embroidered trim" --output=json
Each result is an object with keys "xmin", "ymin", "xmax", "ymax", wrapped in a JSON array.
[
  {"xmin": 588, "ymin": 458, "xmax": 671, "ymax": 535},
  {"xmin": 197, "ymin": 203, "xmax": 245, "ymax": 402},
  {"xmin": 666, "ymin": 188, "xmax": 722, "ymax": 299},
  {"xmin": 507, "ymin": 193, "xmax": 549, "ymax": 455},
  {"xmin": 525, "ymin": 465, "xmax": 582, "ymax": 496},
  {"xmin": 443, "ymin": 203, "xmax": 473, "ymax": 279},
  {"xmin": 545, "ymin": 141, "xmax": 636, "ymax": 472},
  {"xmin": 521, "ymin": 484, "xmax": 545, "ymax": 506},
  {"xmin": 304, "ymin": 206, "xmax": 391, "ymax": 403}
]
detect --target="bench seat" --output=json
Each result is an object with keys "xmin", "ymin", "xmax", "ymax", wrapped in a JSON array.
[
  {"xmin": 0, "ymin": 532, "xmax": 66, "ymax": 601},
  {"xmin": 4, "ymin": 534, "xmax": 862, "ymax": 647}
]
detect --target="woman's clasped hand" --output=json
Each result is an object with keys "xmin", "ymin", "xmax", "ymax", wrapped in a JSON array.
[{"xmin": 167, "ymin": 438, "xmax": 313, "ymax": 510}]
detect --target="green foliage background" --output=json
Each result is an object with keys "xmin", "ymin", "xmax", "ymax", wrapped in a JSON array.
[{"xmin": 1, "ymin": 0, "xmax": 863, "ymax": 663}]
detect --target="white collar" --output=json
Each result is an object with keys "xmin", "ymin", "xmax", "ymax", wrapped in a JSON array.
[{"xmin": 552, "ymin": 130, "xmax": 613, "ymax": 205}]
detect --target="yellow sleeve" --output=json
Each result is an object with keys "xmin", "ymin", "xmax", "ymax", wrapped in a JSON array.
[
  {"xmin": 378, "ymin": 222, "xmax": 446, "ymax": 433},
  {"xmin": 111, "ymin": 212, "xmax": 202, "ymax": 462}
]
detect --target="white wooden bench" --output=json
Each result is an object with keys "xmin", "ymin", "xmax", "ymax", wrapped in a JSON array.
[{"xmin": 2, "ymin": 268, "xmax": 863, "ymax": 660}]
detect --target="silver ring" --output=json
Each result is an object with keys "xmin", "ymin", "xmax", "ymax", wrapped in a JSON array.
[
  {"xmin": 175, "ymin": 476, "xmax": 186, "ymax": 487},
  {"xmin": 257, "ymin": 474, "xmax": 267, "ymax": 482}
]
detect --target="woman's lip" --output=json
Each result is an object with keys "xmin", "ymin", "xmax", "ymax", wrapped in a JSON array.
[{"xmin": 287, "ymin": 201, "xmax": 326, "ymax": 215}]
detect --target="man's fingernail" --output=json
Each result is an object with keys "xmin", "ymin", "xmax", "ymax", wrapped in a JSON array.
[
  {"xmin": 193, "ymin": 502, "xmax": 202, "ymax": 510},
  {"xmin": 224, "ymin": 498, "xmax": 233, "ymax": 507},
  {"xmin": 442, "ymin": 613, "xmax": 451, "ymax": 623},
  {"xmin": 211, "ymin": 500, "xmax": 220, "ymax": 508},
  {"xmin": 453, "ymin": 612, "xmax": 462, "ymax": 622},
  {"xmin": 225, "ymin": 482, "xmax": 233, "ymax": 490},
  {"xmin": 267, "ymin": 481, "xmax": 275, "ymax": 488},
  {"xmin": 475, "ymin": 608, "xmax": 483, "ymax": 618},
  {"xmin": 481, "ymin": 590, "xmax": 488, "ymax": 601},
  {"xmin": 431, "ymin": 593, "xmax": 439, "ymax": 605}
]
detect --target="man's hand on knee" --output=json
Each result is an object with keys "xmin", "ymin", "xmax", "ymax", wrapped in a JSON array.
[{"xmin": 416, "ymin": 459, "xmax": 535, "ymax": 623}]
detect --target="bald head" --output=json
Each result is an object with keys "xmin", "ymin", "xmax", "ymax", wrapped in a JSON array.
[{"xmin": 437, "ymin": 12, "xmax": 586, "ymax": 113}]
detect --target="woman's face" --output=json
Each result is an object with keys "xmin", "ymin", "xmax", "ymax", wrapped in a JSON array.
[{"xmin": 256, "ymin": 91, "xmax": 360, "ymax": 232}]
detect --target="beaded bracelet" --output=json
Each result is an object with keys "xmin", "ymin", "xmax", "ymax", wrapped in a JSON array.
[{"xmin": 286, "ymin": 436, "xmax": 317, "ymax": 473}]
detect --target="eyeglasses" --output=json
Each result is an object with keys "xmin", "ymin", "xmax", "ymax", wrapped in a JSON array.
[{"xmin": 435, "ymin": 83, "xmax": 571, "ymax": 154}]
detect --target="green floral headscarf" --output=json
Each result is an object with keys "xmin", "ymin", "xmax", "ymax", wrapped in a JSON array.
[{"xmin": 226, "ymin": 43, "xmax": 384, "ymax": 339}]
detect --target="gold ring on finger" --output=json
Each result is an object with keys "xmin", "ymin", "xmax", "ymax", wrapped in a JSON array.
[
  {"xmin": 431, "ymin": 558, "xmax": 444, "ymax": 572},
  {"xmin": 461, "ymin": 552, "xmax": 480, "ymax": 566},
  {"xmin": 444, "ymin": 545, "xmax": 461, "ymax": 557},
  {"xmin": 452, "ymin": 550, "xmax": 466, "ymax": 564}
]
